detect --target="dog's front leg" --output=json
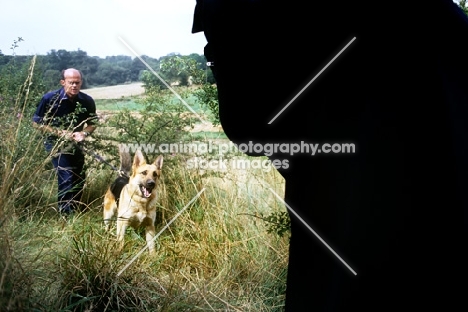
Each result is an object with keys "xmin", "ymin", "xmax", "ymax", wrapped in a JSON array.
[
  {"xmin": 103, "ymin": 200, "xmax": 117, "ymax": 232},
  {"xmin": 145, "ymin": 224, "xmax": 156, "ymax": 254},
  {"xmin": 116, "ymin": 220, "xmax": 129, "ymax": 251}
]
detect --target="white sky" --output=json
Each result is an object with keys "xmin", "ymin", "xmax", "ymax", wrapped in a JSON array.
[{"xmin": 0, "ymin": 0, "xmax": 207, "ymax": 58}]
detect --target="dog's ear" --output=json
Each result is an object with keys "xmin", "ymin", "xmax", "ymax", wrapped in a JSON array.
[
  {"xmin": 153, "ymin": 155, "xmax": 163, "ymax": 170},
  {"xmin": 118, "ymin": 145, "xmax": 132, "ymax": 176},
  {"xmin": 133, "ymin": 150, "xmax": 147, "ymax": 168}
]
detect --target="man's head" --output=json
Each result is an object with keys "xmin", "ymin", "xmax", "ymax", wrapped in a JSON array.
[{"xmin": 60, "ymin": 68, "xmax": 82, "ymax": 99}]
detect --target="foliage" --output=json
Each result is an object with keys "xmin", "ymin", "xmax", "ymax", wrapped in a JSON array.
[
  {"xmin": 100, "ymin": 86, "xmax": 196, "ymax": 153},
  {"xmin": 160, "ymin": 55, "xmax": 206, "ymax": 86},
  {"xmin": 193, "ymin": 83, "xmax": 220, "ymax": 126},
  {"xmin": 263, "ymin": 211, "xmax": 291, "ymax": 238},
  {"xmin": 0, "ymin": 230, "xmax": 33, "ymax": 311},
  {"xmin": 139, "ymin": 53, "xmax": 221, "ymax": 129},
  {"xmin": 0, "ymin": 41, "xmax": 50, "ymax": 215},
  {"xmin": 84, "ymin": 83, "xmax": 199, "ymax": 181},
  {"xmin": 140, "ymin": 69, "xmax": 169, "ymax": 91},
  {"xmin": 459, "ymin": 0, "xmax": 468, "ymax": 15},
  {"xmin": 0, "ymin": 39, "xmax": 50, "ymax": 311},
  {"xmin": 242, "ymin": 211, "xmax": 291, "ymax": 238}
]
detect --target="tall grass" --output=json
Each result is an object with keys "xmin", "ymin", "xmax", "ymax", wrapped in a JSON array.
[{"xmin": 0, "ymin": 55, "xmax": 289, "ymax": 311}]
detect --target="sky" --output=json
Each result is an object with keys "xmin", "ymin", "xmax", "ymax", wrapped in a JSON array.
[{"xmin": 0, "ymin": 0, "xmax": 207, "ymax": 59}]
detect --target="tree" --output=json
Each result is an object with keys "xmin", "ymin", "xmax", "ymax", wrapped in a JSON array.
[
  {"xmin": 91, "ymin": 62, "xmax": 129, "ymax": 86},
  {"xmin": 193, "ymin": 83, "xmax": 220, "ymax": 126},
  {"xmin": 159, "ymin": 55, "xmax": 205, "ymax": 86},
  {"xmin": 42, "ymin": 69, "xmax": 61, "ymax": 91},
  {"xmin": 56, "ymin": 49, "xmax": 72, "ymax": 71},
  {"xmin": 0, "ymin": 47, "xmax": 209, "ymax": 89},
  {"xmin": 130, "ymin": 57, "xmax": 147, "ymax": 82}
]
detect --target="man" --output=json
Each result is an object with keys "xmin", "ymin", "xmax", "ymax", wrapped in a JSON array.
[
  {"xmin": 33, "ymin": 68, "xmax": 97, "ymax": 216},
  {"xmin": 192, "ymin": 1, "xmax": 467, "ymax": 311}
]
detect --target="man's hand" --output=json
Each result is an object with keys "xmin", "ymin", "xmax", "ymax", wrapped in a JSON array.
[{"xmin": 71, "ymin": 131, "xmax": 87, "ymax": 142}]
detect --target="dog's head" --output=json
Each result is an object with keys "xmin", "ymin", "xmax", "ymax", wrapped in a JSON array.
[{"xmin": 130, "ymin": 150, "xmax": 163, "ymax": 198}]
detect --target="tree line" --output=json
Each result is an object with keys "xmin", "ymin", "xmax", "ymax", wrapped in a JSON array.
[{"xmin": 0, "ymin": 46, "xmax": 215, "ymax": 90}]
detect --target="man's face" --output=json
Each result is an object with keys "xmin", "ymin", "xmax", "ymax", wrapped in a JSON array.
[{"xmin": 61, "ymin": 71, "xmax": 82, "ymax": 98}]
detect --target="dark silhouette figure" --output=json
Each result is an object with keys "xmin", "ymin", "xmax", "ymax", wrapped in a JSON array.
[{"xmin": 193, "ymin": 1, "xmax": 468, "ymax": 310}]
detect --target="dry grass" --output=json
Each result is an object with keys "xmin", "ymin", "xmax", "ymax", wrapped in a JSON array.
[{"xmin": 9, "ymin": 156, "xmax": 288, "ymax": 311}]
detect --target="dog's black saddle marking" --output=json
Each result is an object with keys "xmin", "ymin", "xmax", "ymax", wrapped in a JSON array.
[{"xmin": 111, "ymin": 176, "xmax": 130, "ymax": 206}]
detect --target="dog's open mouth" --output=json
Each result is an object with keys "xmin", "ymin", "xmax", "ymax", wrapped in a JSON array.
[{"xmin": 139, "ymin": 185, "xmax": 154, "ymax": 198}]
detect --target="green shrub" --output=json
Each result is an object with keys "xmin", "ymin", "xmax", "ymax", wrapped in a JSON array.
[{"xmin": 193, "ymin": 84, "xmax": 220, "ymax": 126}]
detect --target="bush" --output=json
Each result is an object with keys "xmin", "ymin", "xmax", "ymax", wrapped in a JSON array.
[{"xmin": 193, "ymin": 84, "xmax": 220, "ymax": 126}]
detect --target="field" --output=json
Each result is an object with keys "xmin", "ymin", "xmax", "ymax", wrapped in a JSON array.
[
  {"xmin": 89, "ymin": 84, "xmax": 223, "ymax": 135},
  {"xmin": 0, "ymin": 76, "xmax": 289, "ymax": 311},
  {"xmin": 82, "ymin": 82, "xmax": 145, "ymax": 99}
]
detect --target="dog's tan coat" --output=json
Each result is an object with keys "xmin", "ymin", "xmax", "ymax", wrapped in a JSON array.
[{"xmin": 103, "ymin": 150, "xmax": 163, "ymax": 254}]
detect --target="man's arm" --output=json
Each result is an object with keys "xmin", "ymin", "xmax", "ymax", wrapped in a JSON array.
[
  {"xmin": 32, "ymin": 121, "xmax": 65, "ymax": 136},
  {"xmin": 32, "ymin": 93, "xmax": 65, "ymax": 137},
  {"xmin": 72, "ymin": 96, "xmax": 98, "ymax": 142}
]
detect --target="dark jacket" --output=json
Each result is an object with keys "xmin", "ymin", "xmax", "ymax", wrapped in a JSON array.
[{"xmin": 33, "ymin": 88, "xmax": 96, "ymax": 143}]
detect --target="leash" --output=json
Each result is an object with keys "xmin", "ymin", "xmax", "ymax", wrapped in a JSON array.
[{"xmin": 74, "ymin": 142, "xmax": 129, "ymax": 178}]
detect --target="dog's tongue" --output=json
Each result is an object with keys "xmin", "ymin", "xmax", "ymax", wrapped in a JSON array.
[{"xmin": 142, "ymin": 187, "xmax": 151, "ymax": 198}]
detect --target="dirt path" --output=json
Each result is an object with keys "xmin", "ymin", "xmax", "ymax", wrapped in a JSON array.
[{"xmin": 82, "ymin": 82, "xmax": 145, "ymax": 99}]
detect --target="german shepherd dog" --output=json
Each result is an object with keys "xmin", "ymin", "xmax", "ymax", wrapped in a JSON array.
[{"xmin": 103, "ymin": 148, "xmax": 163, "ymax": 254}]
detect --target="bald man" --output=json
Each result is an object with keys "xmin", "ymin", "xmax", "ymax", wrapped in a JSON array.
[{"xmin": 33, "ymin": 68, "xmax": 97, "ymax": 216}]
